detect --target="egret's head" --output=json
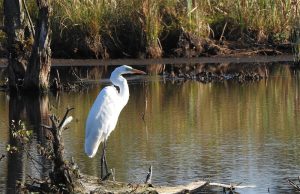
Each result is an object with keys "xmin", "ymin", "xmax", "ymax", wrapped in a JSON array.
[{"xmin": 115, "ymin": 65, "xmax": 146, "ymax": 75}]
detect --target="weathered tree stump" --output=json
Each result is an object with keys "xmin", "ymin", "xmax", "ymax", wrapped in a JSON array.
[
  {"xmin": 24, "ymin": 0, "xmax": 52, "ymax": 91},
  {"xmin": 3, "ymin": 0, "xmax": 33, "ymax": 91},
  {"xmin": 4, "ymin": 0, "xmax": 52, "ymax": 92}
]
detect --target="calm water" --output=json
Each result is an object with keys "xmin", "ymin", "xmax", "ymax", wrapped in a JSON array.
[{"xmin": 1, "ymin": 64, "xmax": 300, "ymax": 193}]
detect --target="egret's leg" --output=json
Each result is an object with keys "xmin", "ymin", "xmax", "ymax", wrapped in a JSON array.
[
  {"xmin": 101, "ymin": 142, "xmax": 106, "ymax": 179},
  {"xmin": 103, "ymin": 140, "xmax": 109, "ymax": 175}
]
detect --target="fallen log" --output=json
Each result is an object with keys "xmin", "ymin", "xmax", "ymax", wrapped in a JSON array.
[
  {"xmin": 80, "ymin": 175, "xmax": 257, "ymax": 194},
  {"xmin": 79, "ymin": 174, "xmax": 208, "ymax": 194}
]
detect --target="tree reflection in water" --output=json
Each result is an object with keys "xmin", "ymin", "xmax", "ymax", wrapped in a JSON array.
[{"xmin": 6, "ymin": 93, "xmax": 50, "ymax": 193}]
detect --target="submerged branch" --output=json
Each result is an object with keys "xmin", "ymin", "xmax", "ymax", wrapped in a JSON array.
[{"xmin": 288, "ymin": 178, "xmax": 300, "ymax": 191}]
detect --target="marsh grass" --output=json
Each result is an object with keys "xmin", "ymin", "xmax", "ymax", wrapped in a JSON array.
[{"xmin": 0, "ymin": 0, "xmax": 298, "ymax": 58}]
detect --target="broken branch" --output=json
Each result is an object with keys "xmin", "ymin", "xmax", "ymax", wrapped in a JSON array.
[
  {"xmin": 58, "ymin": 107, "xmax": 75, "ymax": 129},
  {"xmin": 288, "ymin": 179, "xmax": 300, "ymax": 191},
  {"xmin": 145, "ymin": 165, "xmax": 152, "ymax": 184}
]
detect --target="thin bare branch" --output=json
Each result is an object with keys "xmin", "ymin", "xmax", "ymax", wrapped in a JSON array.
[
  {"xmin": 145, "ymin": 165, "xmax": 152, "ymax": 184},
  {"xmin": 41, "ymin": 124, "xmax": 52, "ymax": 129},
  {"xmin": 22, "ymin": 0, "xmax": 35, "ymax": 37},
  {"xmin": 50, "ymin": 115, "xmax": 57, "ymax": 129},
  {"xmin": 27, "ymin": 175, "xmax": 47, "ymax": 185},
  {"xmin": 25, "ymin": 149, "xmax": 47, "ymax": 169},
  {"xmin": 288, "ymin": 179, "xmax": 300, "ymax": 191},
  {"xmin": 58, "ymin": 107, "xmax": 74, "ymax": 129}
]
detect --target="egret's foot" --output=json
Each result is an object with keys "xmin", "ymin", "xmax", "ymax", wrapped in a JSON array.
[{"xmin": 101, "ymin": 172, "xmax": 112, "ymax": 181}]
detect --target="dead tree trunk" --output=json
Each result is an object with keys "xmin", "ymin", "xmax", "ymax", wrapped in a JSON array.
[
  {"xmin": 24, "ymin": 0, "xmax": 51, "ymax": 91},
  {"xmin": 3, "ymin": 0, "xmax": 33, "ymax": 91},
  {"xmin": 4, "ymin": 0, "xmax": 52, "ymax": 92},
  {"xmin": 43, "ymin": 108, "xmax": 77, "ymax": 192}
]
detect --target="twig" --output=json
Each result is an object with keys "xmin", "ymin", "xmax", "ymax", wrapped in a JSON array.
[
  {"xmin": 25, "ymin": 149, "xmax": 46, "ymax": 167},
  {"xmin": 58, "ymin": 107, "xmax": 75, "ymax": 129},
  {"xmin": 219, "ymin": 22, "xmax": 228, "ymax": 42},
  {"xmin": 55, "ymin": 69, "xmax": 61, "ymax": 85},
  {"xmin": 22, "ymin": 0, "xmax": 35, "ymax": 37},
  {"xmin": 110, "ymin": 168, "xmax": 116, "ymax": 182},
  {"xmin": 288, "ymin": 179, "xmax": 300, "ymax": 191},
  {"xmin": 145, "ymin": 166, "xmax": 152, "ymax": 184},
  {"xmin": 101, "ymin": 173, "xmax": 111, "ymax": 181},
  {"xmin": 71, "ymin": 67, "xmax": 83, "ymax": 82},
  {"xmin": 23, "ymin": 183, "xmax": 45, "ymax": 192},
  {"xmin": 41, "ymin": 124, "xmax": 52, "ymax": 130},
  {"xmin": 49, "ymin": 115, "xmax": 57, "ymax": 129},
  {"xmin": 25, "ymin": 150, "xmax": 46, "ymax": 175},
  {"xmin": 27, "ymin": 174, "xmax": 47, "ymax": 185}
]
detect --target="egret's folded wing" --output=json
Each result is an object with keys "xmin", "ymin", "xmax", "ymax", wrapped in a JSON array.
[{"xmin": 84, "ymin": 86, "xmax": 119, "ymax": 157}]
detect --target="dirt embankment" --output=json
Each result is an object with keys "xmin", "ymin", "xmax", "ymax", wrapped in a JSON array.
[
  {"xmin": 48, "ymin": 29, "xmax": 292, "ymax": 59},
  {"xmin": 0, "ymin": 21, "xmax": 294, "ymax": 86}
]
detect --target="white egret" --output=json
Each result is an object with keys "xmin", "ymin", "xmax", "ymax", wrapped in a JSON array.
[{"xmin": 84, "ymin": 65, "xmax": 146, "ymax": 179}]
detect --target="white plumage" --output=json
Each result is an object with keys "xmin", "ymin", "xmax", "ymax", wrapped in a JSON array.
[{"xmin": 84, "ymin": 65, "xmax": 146, "ymax": 159}]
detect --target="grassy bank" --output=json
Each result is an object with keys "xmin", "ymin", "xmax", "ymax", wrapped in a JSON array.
[{"xmin": 0, "ymin": 0, "xmax": 299, "ymax": 59}]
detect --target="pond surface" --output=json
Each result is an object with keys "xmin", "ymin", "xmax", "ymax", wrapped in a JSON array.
[{"xmin": 1, "ymin": 64, "xmax": 300, "ymax": 193}]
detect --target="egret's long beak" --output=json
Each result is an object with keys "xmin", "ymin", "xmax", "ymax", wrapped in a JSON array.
[{"xmin": 132, "ymin": 68, "xmax": 147, "ymax": 74}]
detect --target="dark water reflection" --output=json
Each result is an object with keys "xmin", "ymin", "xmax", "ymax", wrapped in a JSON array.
[
  {"xmin": 1, "ymin": 65, "xmax": 300, "ymax": 193},
  {"xmin": 2, "ymin": 94, "xmax": 51, "ymax": 193}
]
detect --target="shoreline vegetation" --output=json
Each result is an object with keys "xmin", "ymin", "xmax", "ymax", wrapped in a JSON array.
[
  {"xmin": 0, "ymin": 0, "xmax": 299, "ymax": 60},
  {"xmin": 0, "ymin": 0, "xmax": 300, "ymax": 91}
]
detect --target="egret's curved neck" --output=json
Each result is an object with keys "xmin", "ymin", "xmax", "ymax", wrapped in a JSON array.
[{"xmin": 110, "ymin": 71, "xmax": 129, "ymax": 106}]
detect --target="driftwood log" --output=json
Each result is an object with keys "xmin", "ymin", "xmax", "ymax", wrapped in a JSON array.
[
  {"xmin": 79, "ymin": 174, "xmax": 207, "ymax": 194},
  {"xmin": 78, "ymin": 176, "xmax": 256, "ymax": 194}
]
